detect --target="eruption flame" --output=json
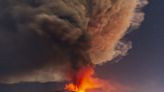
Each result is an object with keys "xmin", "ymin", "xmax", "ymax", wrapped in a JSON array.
[{"xmin": 65, "ymin": 66, "xmax": 111, "ymax": 92}]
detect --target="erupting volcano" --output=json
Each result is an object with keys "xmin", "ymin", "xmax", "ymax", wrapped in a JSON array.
[
  {"xmin": 65, "ymin": 66, "xmax": 112, "ymax": 92},
  {"xmin": 0, "ymin": 1, "xmax": 148, "ymax": 90}
]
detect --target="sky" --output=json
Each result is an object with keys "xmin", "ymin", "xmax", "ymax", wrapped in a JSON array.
[
  {"xmin": 96, "ymin": 0, "xmax": 164, "ymax": 92},
  {"xmin": 0, "ymin": 0, "xmax": 164, "ymax": 92}
]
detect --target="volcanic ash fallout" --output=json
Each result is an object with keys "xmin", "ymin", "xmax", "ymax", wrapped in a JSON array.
[{"xmin": 0, "ymin": 0, "xmax": 147, "ymax": 83}]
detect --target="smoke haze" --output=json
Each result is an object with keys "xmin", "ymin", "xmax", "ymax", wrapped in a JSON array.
[{"xmin": 0, "ymin": 0, "xmax": 147, "ymax": 83}]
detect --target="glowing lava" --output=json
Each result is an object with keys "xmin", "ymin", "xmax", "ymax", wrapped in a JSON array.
[{"xmin": 65, "ymin": 66, "xmax": 110, "ymax": 92}]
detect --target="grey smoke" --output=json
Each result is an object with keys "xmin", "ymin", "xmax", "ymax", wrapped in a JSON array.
[{"xmin": 0, "ymin": 0, "xmax": 147, "ymax": 83}]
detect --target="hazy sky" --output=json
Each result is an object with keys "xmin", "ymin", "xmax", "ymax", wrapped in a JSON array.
[{"xmin": 96, "ymin": 0, "xmax": 164, "ymax": 92}]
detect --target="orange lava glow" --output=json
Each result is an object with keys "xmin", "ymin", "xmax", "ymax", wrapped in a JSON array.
[{"xmin": 65, "ymin": 66, "xmax": 110, "ymax": 92}]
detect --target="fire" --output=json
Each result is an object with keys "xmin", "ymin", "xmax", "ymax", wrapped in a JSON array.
[{"xmin": 65, "ymin": 66, "xmax": 110, "ymax": 92}]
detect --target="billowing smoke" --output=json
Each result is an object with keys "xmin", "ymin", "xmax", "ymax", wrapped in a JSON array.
[{"xmin": 0, "ymin": 0, "xmax": 147, "ymax": 83}]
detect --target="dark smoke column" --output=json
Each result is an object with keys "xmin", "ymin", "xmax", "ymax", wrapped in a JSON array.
[{"xmin": 0, "ymin": 0, "xmax": 147, "ymax": 83}]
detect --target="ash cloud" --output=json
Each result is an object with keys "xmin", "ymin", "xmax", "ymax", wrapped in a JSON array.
[{"xmin": 0, "ymin": 0, "xmax": 147, "ymax": 83}]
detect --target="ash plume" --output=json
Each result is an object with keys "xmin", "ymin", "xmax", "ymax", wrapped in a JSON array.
[{"xmin": 0, "ymin": 0, "xmax": 148, "ymax": 83}]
